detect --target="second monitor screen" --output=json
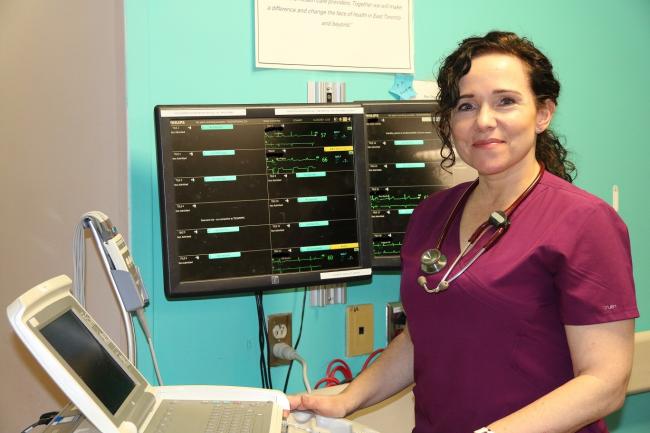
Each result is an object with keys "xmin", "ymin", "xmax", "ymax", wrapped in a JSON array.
[{"xmin": 365, "ymin": 103, "xmax": 450, "ymax": 267}]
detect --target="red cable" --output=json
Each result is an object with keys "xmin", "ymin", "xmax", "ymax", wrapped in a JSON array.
[
  {"xmin": 361, "ymin": 348, "xmax": 384, "ymax": 371},
  {"xmin": 315, "ymin": 376, "xmax": 340, "ymax": 389},
  {"xmin": 317, "ymin": 349, "xmax": 385, "ymax": 389},
  {"xmin": 330, "ymin": 365, "xmax": 353, "ymax": 381},
  {"xmin": 326, "ymin": 358, "xmax": 352, "ymax": 378}
]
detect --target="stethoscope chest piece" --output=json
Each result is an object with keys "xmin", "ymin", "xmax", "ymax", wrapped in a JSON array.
[{"xmin": 420, "ymin": 248, "xmax": 447, "ymax": 274}]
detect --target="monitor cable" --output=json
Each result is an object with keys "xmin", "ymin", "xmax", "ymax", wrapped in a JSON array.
[
  {"xmin": 283, "ymin": 286, "xmax": 307, "ymax": 393},
  {"xmin": 255, "ymin": 291, "xmax": 272, "ymax": 389}
]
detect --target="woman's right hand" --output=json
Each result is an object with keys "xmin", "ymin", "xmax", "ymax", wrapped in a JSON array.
[
  {"xmin": 287, "ymin": 327, "xmax": 414, "ymax": 420},
  {"xmin": 288, "ymin": 392, "xmax": 352, "ymax": 418}
]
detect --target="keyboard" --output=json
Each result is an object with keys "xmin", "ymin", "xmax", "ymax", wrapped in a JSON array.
[{"xmin": 144, "ymin": 400, "xmax": 275, "ymax": 433}]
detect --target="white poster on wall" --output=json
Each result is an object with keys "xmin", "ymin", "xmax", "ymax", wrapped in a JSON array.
[{"xmin": 255, "ymin": 0, "xmax": 413, "ymax": 73}]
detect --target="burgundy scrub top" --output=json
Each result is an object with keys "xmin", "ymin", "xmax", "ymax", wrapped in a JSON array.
[{"xmin": 400, "ymin": 171, "xmax": 638, "ymax": 433}]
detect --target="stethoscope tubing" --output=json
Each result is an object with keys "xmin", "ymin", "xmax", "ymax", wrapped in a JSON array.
[
  {"xmin": 419, "ymin": 163, "xmax": 544, "ymax": 293},
  {"xmin": 422, "ymin": 232, "xmax": 487, "ymax": 293}
]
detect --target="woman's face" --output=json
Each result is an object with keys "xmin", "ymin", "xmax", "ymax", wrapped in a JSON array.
[{"xmin": 450, "ymin": 53, "xmax": 554, "ymax": 178}]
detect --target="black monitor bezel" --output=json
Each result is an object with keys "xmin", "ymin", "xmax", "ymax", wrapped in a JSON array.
[{"xmin": 155, "ymin": 103, "xmax": 372, "ymax": 298}]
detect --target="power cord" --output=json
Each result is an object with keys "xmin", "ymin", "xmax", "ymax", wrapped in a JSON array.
[
  {"xmin": 255, "ymin": 291, "xmax": 272, "ymax": 389},
  {"xmin": 273, "ymin": 343, "xmax": 311, "ymax": 393},
  {"xmin": 283, "ymin": 286, "xmax": 307, "ymax": 393},
  {"xmin": 273, "ymin": 339, "xmax": 385, "ymax": 392}
]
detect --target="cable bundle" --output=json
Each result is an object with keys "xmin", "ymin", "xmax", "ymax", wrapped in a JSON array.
[
  {"xmin": 72, "ymin": 211, "xmax": 111, "ymax": 306},
  {"xmin": 315, "ymin": 348, "xmax": 384, "ymax": 389},
  {"xmin": 255, "ymin": 291, "xmax": 273, "ymax": 389}
]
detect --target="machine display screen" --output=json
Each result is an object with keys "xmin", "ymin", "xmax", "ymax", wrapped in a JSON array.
[
  {"xmin": 155, "ymin": 105, "xmax": 372, "ymax": 297},
  {"xmin": 41, "ymin": 310, "xmax": 135, "ymax": 414}
]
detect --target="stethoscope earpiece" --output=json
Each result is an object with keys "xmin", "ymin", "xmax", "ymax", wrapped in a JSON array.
[{"xmin": 417, "ymin": 275, "xmax": 449, "ymax": 294}]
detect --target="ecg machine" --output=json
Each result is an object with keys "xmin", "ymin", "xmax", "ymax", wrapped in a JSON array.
[
  {"xmin": 9, "ymin": 275, "xmax": 380, "ymax": 433},
  {"xmin": 7, "ymin": 275, "xmax": 289, "ymax": 433}
]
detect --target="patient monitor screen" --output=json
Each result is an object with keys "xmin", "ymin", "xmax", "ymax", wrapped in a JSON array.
[
  {"xmin": 40, "ymin": 311, "xmax": 135, "ymax": 414},
  {"xmin": 362, "ymin": 101, "xmax": 450, "ymax": 268},
  {"xmin": 156, "ymin": 105, "xmax": 371, "ymax": 297}
]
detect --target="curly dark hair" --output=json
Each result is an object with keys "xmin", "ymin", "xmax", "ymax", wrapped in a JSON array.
[{"xmin": 435, "ymin": 31, "xmax": 576, "ymax": 182}]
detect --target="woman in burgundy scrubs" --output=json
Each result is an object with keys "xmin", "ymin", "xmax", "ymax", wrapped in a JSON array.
[{"xmin": 291, "ymin": 31, "xmax": 638, "ymax": 433}]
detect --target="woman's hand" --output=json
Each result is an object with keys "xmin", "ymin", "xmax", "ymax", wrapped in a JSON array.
[
  {"xmin": 287, "ymin": 326, "xmax": 415, "ymax": 420},
  {"xmin": 288, "ymin": 393, "xmax": 351, "ymax": 418}
]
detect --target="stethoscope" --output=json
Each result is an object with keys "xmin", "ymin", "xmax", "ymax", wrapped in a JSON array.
[{"xmin": 417, "ymin": 163, "xmax": 544, "ymax": 294}]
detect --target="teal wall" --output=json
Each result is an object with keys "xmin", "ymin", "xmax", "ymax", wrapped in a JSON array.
[{"xmin": 124, "ymin": 0, "xmax": 649, "ymax": 431}]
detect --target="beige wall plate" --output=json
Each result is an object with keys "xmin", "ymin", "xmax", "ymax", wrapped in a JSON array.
[{"xmin": 346, "ymin": 304, "xmax": 374, "ymax": 357}]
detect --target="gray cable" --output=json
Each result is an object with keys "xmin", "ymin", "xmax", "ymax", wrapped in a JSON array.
[
  {"xmin": 136, "ymin": 309, "xmax": 164, "ymax": 385},
  {"xmin": 72, "ymin": 217, "xmax": 89, "ymax": 306},
  {"xmin": 71, "ymin": 211, "xmax": 164, "ymax": 385},
  {"xmin": 297, "ymin": 355, "xmax": 312, "ymax": 394},
  {"xmin": 273, "ymin": 343, "xmax": 312, "ymax": 393}
]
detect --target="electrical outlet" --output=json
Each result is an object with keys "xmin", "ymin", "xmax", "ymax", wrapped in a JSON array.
[
  {"xmin": 346, "ymin": 304, "xmax": 373, "ymax": 357},
  {"xmin": 386, "ymin": 302, "xmax": 407, "ymax": 343},
  {"xmin": 268, "ymin": 313, "xmax": 292, "ymax": 366}
]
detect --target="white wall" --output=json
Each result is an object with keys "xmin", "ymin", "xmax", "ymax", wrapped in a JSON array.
[{"xmin": 0, "ymin": 1, "xmax": 128, "ymax": 431}]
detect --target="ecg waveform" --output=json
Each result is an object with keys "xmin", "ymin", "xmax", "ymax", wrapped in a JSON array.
[
  {"xmin": 265, "ymin": 126, "xmax": 350, "ymax": 149},
  {"xmin": 266, "ymin": 152, "xmax": 353, "ymax": 174},
  {"xmin": 266, "ymin": 131, "xmax": 320, "ymax": 138},
  {"xmin": 272, "ymin": 250, "xmax": 357, "ymax": 273},
  {"xmin": 373, "ymin": 246, "xmax": 401, "ymax": 256},
  {"xmin": 272, "ymin": 255, "xmax": 324, "ymax": 273},
  {"xmin": 372, "ymin": 233, "xmax": 406, "ymax": 257},
  {"xmin": 370, "ymin": 192, "xmax": 428, "ymax": 210},
  {"xmin": 268, "ymin": 164, "xmax": 319, "ymax": 175},
  {"xmin": 266, "ymin": 141, "xmax": 317, "ymax": 148}
]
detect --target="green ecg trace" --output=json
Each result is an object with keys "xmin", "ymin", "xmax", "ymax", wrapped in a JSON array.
[
  {"xmin": 266, "ymin": 131, "xmax": 319, "ymax": 138},
  {"xmin": 374, "ymin": 241, "xmax": 402, "ymax": 248},
  {"xmin": 273, "ymin": 264, "xmax": 322, "ymax": 273},
  {"xmin": 271, "ymin": 252, "xmax": 340, "ymax": 270},
  {"xmin": 374, "ymin": 249, "xmax": 401, "ymax": 255},
  {"xmin": 265, "ymin": 131, "xmax": 321, "ymax": 148},
  {"xmin": 272, "ymin": 255, "xmax": 326, "ymax": 273},
  {"xmin": 371, "ymin": 193, "xmax": 426, "ymax": 209},
  {"xmin": 265, "ymin": 141, "xmax": 317, "ymax": 148},
  {"xmin": 266, "ymin": 155, "xmax": 324, "ymax": 174},
  {"xmin": 268, "ymin": 165, "xmax": 318, "ymax": 174},
  {"xmin": 265, "ymin": 128, "xmax": 349, "ymax": 148},
  {"xmin": 267, "ymin": 156, "xmax": 321, "ymax": 163},
  {"xmin": 272, "ymin": 256, "xmax": 322, "ymax": 265}
]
